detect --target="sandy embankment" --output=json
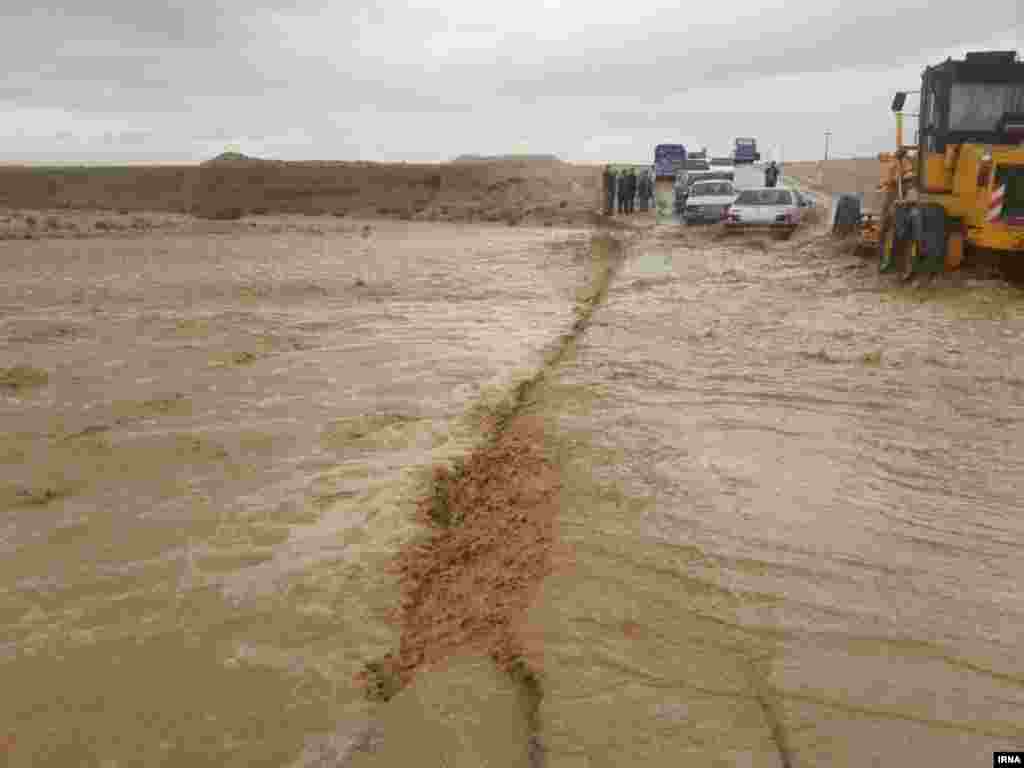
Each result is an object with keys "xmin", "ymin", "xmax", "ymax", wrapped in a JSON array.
[
  {"xmin": 0, "ymin": 156, "xmax": 605, "ymax": 235},
  {"xmin": 784, "ymin": 158, "xmax": 883, "ymax": 212}
]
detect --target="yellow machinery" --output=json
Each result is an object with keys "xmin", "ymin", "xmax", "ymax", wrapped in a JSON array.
[{"xmin": 838, "ymin": 50, "xmax": 1024, "ymax": 277}]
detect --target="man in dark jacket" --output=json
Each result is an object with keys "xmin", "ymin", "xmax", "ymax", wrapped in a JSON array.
[
  {"xmin": 637, "ymin": 171, "xmax": 650, "ymax": 212},
  {"xmin": 765, "ymin": 161, "xmax": 779, "ymax": 188},
  {"xmin": 603, "ymin": 165, "xmax": 616, "ymax": 215}
]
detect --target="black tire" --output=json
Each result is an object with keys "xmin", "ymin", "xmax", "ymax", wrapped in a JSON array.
[{"xmin": 832, "ymin": 194, "xmax": 861, "ymax": 236}]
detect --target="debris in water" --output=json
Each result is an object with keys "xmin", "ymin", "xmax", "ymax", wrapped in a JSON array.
[{"xmin": 0, "ymin": 365, "xmax": 49, "ymax": 391}]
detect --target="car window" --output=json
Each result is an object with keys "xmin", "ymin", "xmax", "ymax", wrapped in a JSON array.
[{"xmin": 735, "ymin": 189, "xmax": 793, "ymax": 205}]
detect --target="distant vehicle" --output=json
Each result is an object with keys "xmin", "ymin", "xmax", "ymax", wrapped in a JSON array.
[
  {"xmin": 732, "ymin": 163, "xmax": 764, "ymax": 190},
  {"xmin": 725, "ymin": 187, "xmax": 804, "ymax": 237},
  {"xmin": 683, "ymin": 181, "xmax": 737, "ymax": 224},
  {"xmin": 733, "ymin": 137, "xmax": 761, "ymax": 164},
  {"xmin": 704, "ymin": 168, "xmax": 735, "ymax": 182},
  {"xmin": 654, "ymin": 144, "xmax": 687, "ymax": 179}
]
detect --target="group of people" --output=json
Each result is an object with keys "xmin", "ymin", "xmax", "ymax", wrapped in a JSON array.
[{"xmin": 603, "ymin": 166, "xmax": 654, "ymax": 215}]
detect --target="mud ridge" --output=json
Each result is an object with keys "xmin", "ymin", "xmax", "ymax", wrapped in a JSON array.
[{"xmin": 357, "ymin": 231, "xmax": 625, "ymax": 764}]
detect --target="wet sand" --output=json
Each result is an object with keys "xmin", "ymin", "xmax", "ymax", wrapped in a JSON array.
[{"xmin": 2, "ymin": 202, "xmax": 1023, "ymax": 766}]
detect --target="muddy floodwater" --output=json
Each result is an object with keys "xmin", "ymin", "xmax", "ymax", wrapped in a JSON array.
[
  {"xmin": 0, "ymin": 216, "xmax": 589, "ymax": 766},
  {"xmin": 2, "ymin": 211, "xmax": 1023, "ymax": 766}
]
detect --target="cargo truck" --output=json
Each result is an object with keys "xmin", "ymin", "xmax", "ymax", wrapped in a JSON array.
[{"xmin": 733, "ymin": 138, "xmax": 761, "ymax": 164}]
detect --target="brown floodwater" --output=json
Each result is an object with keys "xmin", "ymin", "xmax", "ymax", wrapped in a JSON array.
[
  {"xmin": 526, "ymin": 223, "xmax": 1024, "ymax": 766},
  {"xmin": 0, "ymin": 216, "xmax": 590, "ymax": 767},
  {"xmin": 2, "ymin": 209, "xmax": 1022, "ymax": 767}
]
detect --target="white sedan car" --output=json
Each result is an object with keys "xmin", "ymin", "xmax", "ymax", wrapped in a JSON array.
[
  {"xmin": 683, "ymin": 180, "xmax": 737, "ymax": 224},
  {"xmin": 725, "ymin": 187, "xmax": 805, "ymax": 238}
]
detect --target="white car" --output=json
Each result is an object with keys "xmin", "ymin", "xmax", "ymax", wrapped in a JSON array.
[
  {"xmin": 683, "ymin": 180, "xmax": 737, "ymax": 224},
  {"xmin": 725, "ymin": 187, "xmax": 805, "ymax": 237}
]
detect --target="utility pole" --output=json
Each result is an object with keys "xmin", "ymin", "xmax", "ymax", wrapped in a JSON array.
[{"xmin": 824, "ymin": 131, "xmax": 832, "ymax": 161}]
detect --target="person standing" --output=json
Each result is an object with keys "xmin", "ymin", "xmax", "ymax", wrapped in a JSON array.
[
  {"xmin": 616, "ymin": 170, "xmax": 627, "ymax": 214},
  {"xmin": 673, "ymin": 170, "xmax": 688, "ymax": 218},
  {"xmin": 765, "ymin": 161, "xmax": 779, "ymax": 188},
  {"xmin": 603, "ymin": 165, "xmax": 616, "ymax": 215}
]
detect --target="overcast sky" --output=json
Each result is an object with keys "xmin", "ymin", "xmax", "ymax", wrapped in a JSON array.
[{"xmin": 1, "ymin": 2, "xmax": 1021, "ymax": 164}]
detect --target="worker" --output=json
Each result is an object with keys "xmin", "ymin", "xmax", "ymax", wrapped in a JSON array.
[
  {"xmin": 637, "ymin": 170, "xmax": 650, "ymax": 212},
  {"xmin": 603, "ymin": 165, "xmax": 616, "ymax": 215},
  {"xmin": 765, "ymin": 161, "xmax": 779, "ymax": 188},
  {"xmin": 673, "ymin": 170, "xmax": 688, "ymax": 218}
]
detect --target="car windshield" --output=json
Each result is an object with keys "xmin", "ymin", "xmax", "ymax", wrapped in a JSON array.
[
  {"xmin": 735, "ymin": 189, "xmax": 793, "ymax": 205},
  {"xmin": 691, "ymin": 183, "xmax": 733, "ymax": 196}
]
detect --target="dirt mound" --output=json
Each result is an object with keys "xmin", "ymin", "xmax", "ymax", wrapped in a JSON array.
[
  {"xmin": 205, "ymin": 151, "xmax": 255, "ymax": 163},
  {"xmin": 364, "ymin": 414, "xmax": 560, "ymax": 690}
]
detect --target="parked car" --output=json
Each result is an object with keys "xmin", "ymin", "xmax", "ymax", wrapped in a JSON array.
[
  {"xmin": 683, "ymin": 180, "xmax": 737, "ymax": 224},
  {"xmin": 725, "ymin": 187, "xmax": 804, "ymax": 237}
]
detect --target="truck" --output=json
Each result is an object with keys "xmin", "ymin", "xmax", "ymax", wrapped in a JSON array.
[
  {"xmin": 653, "ymin": 144, "xmax": 687, "ymax": 179},
  {"xmin": 733, "ymin": 138, "xmax": 760, "ymax": 164},
  {"xmin": 653, "ymin": 144, "xmax": 687, "ymax": 222}
]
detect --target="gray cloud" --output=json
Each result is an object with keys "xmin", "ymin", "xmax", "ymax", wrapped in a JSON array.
[{"xmin": 0, "ymin": 1, "xmax": 1021, "ymax": 162}]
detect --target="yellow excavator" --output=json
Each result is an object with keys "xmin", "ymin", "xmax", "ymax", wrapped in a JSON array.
[{"xmin": 834, "ymin": 50, "xmax": 1024, "ymax": 277}]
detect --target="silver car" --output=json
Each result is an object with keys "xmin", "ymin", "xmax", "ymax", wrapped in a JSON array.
[
  {"xmin": 683, "ymin": 181, "xmax": 737, "ymax": 224},
  {"xmin": 724, "ymin": 187, "xmax": 804, "ymax": 237}
]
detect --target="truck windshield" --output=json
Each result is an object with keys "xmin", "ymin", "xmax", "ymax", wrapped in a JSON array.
[{"xmin": 949, "ymin": 82, "xmax": 1024, "ymax": 131}]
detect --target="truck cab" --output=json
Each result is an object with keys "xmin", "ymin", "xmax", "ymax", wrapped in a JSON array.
[{"xmin": 733, "ymin": 138, "xmax": 760, "ymax": 164}]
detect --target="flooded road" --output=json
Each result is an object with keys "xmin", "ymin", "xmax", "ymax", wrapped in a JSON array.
[
  {"xmin": 527, "ymin": 225, "xmax": 1024, "ymax": 766},
  {"xmin": 2, "ymin": 210, "xmax": 1022, "ymax": 766}
]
